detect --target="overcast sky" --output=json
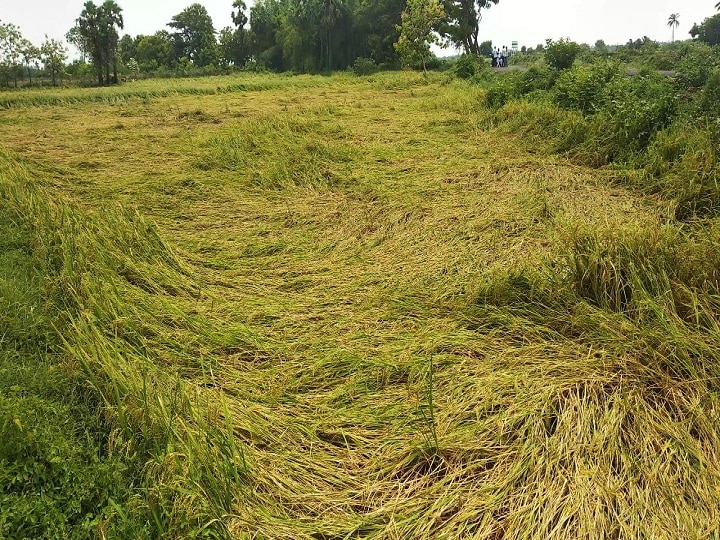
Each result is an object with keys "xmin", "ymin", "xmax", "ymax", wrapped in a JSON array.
[{"xmin": 0, "ymin": 0, "xmax": 716, "ymax": 55}]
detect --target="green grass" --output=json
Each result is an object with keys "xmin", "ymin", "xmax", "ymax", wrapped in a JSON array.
[{"xmin": 2, "ymin": 70, "xmax": 720, "ymax": 538}]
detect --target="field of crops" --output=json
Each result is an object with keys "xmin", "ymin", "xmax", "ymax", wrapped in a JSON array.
[{"xmin": 3, "ymin": 71, "xmax": 720, "ymax": 538}]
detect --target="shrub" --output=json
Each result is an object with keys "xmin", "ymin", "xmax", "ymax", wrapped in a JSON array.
[
  {"xmin": 485, "ymin": 74, "xmax": 522, "ymax": 108},
  {"xmin": 552, "ymin": 61, "xmax": 620, "ymax": 114},
  {"xmin": 352, "ymin": 57, "xmax": 378, "ymax": 76},
  {"xmin": 582, "ymin": 72, "xmax": 677, "ymax": 163},
  {"xmin": 674, "ymin": 42, "xmax": 716, "ymax": 89},
  {"xmin": 453, "ymin": 54, "xmax": 482, "ymax": 79},
  {"xmin": 517, "ymin": 65, "xmax": 558, "ymax": 94},
  {"xmin": 544, "ymin": 38, "xmax": 580, "ymax": 70}
]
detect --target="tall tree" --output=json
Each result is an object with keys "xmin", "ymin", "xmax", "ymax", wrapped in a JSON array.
[
  {"xmin": 135, "ymin": 31, "xmax": 173, "ymax": 70},
  {"xmin": 438, "ymin": 0, "xmax": 498, "ymax": 55},
  {"xmin": 40, "ymin": 36, "xmax": 67, "ymax": 86},
  {"xmin": 101, "ymin": 0, "xmax": 124, "ymax": 83},
  {"xmin": 0, "ymin": 21, "xmax": 23, "ymax": 87},
  {"xmin": 354, "ymin": 0, "xmax": 405, "ymax": 64},
  {"xmin": 668, "ymin": 13, "xmax": 680, "ymax": 43},
  {"xmin": 394, "ymin": 0, "xmax": 445, "ymax": 72},
  {"xmin": 70, "ymin": 1, "xmax": 124, "ymax": 85},
  {"xmin": 219, "ymin": 0, "xmax": 250, "ymax": 66},
  {"xmin": 19, "ymin": 38, "xmax": 39, "ymax": 85},
  {"xmin": 168, "ymin": 3, "xmax": 218, "ymax": 66}
]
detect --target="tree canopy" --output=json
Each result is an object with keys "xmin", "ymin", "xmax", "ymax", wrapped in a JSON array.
[
  {"xmin": 67, "ymin": 0, "xmax": 124, "ymax": 85},
  {"xmin": 168, "ymin": 3, "xmax": 218, "ymax": 67},
  {"xmin": 690, "ymin": 13, "xmax": 720, "ymax": 46}
]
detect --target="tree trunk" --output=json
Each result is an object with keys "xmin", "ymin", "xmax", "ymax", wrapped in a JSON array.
[{"xmin": 112, "ymin": 58, "xmax": 118, "ymax": 84}]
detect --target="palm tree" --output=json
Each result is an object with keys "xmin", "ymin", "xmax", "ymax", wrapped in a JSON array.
[
  {"xmin": 668, "ymin": 13, "xmax": 680, "ymax": 43},
  {"xmin": 101, "ymin": 0, "xmax": 124, "ymax": 84},
  {"xmin": 716, "ymin": 1, "xmax": 719, "ymax": 11}
]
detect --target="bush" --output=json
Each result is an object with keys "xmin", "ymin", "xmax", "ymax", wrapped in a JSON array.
[
  {"xmin": 552, "ymin": 61, "xmax": 621, "ymax": 114},
  {"xmin": 584, "ymin": 72, "xmax": 677, "ymax": 163},
  {"xmin": 544, "ymin": 38, "xmax": 580, "ymax": 70},
  {"xmin": 352, "ymin": 57, "xmax": 378, "ymax": 76},
  {"xmin": 453, "ymin": 54, "xmax": 482, "ymax": 79},
  {"xmin": 485, "ymin": 75, "xmax": 521, "ymax": 108},
  {"xmin": 517, "ymin": 65, "xmax": 558, "ymax": 94},
  {"xmin": 674, "ymin": 42, "xmax": 716, "ymax": 89},
  {"xmin": 697, "ymin": 68, "xmax": 720, "ymax": 118}
]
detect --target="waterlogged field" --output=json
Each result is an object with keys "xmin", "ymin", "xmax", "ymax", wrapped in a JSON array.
[{"xmin": 2, "ymin": 72, "xmax": 720, "ymax": 538}]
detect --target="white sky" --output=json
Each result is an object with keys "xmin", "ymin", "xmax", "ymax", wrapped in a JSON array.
[{"xmin": 0, "ymin": 0, "xmax": 716, "ymax": 54}]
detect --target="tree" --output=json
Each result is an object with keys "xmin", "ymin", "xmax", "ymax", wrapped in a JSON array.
[
  {"xmin": 19, "ymin": 39, "xmax": 39, "ymax": 85},
  {"xmin": 394, "ymin": 0, "xmax": 445, "ymax": 72},
  {"xmin": 438, "ymin": 0, "xmax": 499, "ymax": 55},
  {"xmin": 135, "ymin": 32, "xmax": 173, "ymax": 71},
  {"xmin": 354, "ymin": 0, "xmax": 405, "ymax": 65},
  {"xmin": 668, "ymin": 13, "xmax": 680, "ymax": 43},
  {"xmin": 168, "ymin": 3, "xmax": 218, "ymax": 67},
  {"xmin": 0, "ymin": 21, "xmax": 23, "ymax": 87},
  {"xmin": 69, "ymin": 1, "xmax": 124, "ymax": 85},
  {"xmin": 479, "ymin": 39, "xmax": 492, "ymax": 57},
  {"xmin": 118, "ymin": 34, "xmax": 137, "ymax": 65},
  {"xmin": 690, "ymin": 14, "xmax": 720, "ymax": 45},
  {"xmin": 101, "ymin": 1, "xmax": 124, "ymax": 83},
  {"xmin": 40, "ymin": 36, "xmax": 67, "ymax": 86},
  {"xmin": 219, "ymin": 0, "xmax": 250, "ymax": 67}
]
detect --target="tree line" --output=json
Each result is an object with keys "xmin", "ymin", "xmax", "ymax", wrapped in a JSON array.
[
  {"xmin": 1, "ymin": 0, "xmax": 503, "ymax": 86},
  {"xmin": 3, "ymin": 0, "xmax": 720, "ymax": 88}
]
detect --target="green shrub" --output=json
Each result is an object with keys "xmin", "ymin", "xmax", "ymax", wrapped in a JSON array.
[
  {"xmin": 352, "ymin": 57, "xmax": 378, "ymax": 76},
  {"xmin": 485, "ymin": 78, "xmax": 519, "ymax": 109},
  {"xmin": 517, "ymin": 65, "xmax": 558, "ymax": 94},
  {"xmin": 453, "ymin": 54, "xmax": 482, "ymax": 79},
  {"xmin": 552, "ymin": 61, "xmax": 621, "ymax": 114},
  {"xmin": 544, "ymin": 38, "xmax": 580, "ymax": 70},
  {"xmin": 696, "ymin": 68, "xmax": 720, "ymax": 119},
  {"xmin": 582, "ymin": 73, "xmax": 677, "ymax": 163},
  {"xmin": 674, "ymin": 42, "xmax": 716, "ymax": 89}
]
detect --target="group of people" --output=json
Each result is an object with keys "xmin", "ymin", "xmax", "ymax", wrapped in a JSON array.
[{"xmin": 491, "ymin": 46, "xmax": 510, "ymax": 68}]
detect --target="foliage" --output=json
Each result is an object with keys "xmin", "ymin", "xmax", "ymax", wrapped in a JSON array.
[
  {"xmin": 552, "ymin": 61, "xmax": 620, "ymax": 114},
  {"xmin": 544, "ymin": 38, "xmax": 580, "ymax": 70},
  {"xmin": 135, "ymin": 31, "xmax": 173, "ymax": 71},
  {"xmin": 674, "ymin": 41, "xmax": 716, "ymax": 89},
  {"xmin": 352, "ymin": 56, "xmax": 378, "ymax": 75},
  {"xmin": 438, "ymin": 0, "xmax": 499, "ymax": 55},
  {"xmin": 168, "ymin": 3, "xmax": 218, "ymax": 67},
  {"xmin": 453, "ymin": 53, "xmax": 483, "ymax": 78},
  {"xmin": 690, "ymin": 13, "xmax": 720, "ymax": 46},
  {"xmin": 68, "ymin": 1, "xmax": 125, "ymax": 85},
  {"xmin": 40, "ymin": 37, "xmax": 67, "ymax": 86},
  {"xmin": 394, "ymin": 0, "xmax": 446, "ymax": 71},
  {"xmin": 0, "ymin": 21, "xmax": 24, "ymax": 88}
]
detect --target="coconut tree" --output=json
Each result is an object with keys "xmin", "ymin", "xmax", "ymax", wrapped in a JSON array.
[{"xmin": 668, "ymin": 13, "xmax": 680, "ymax": 42}]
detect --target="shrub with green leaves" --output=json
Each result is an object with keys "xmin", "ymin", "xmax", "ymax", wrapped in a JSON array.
[
  {"xmin": 552, "ymin": 61, "xmax": 621, "ymax": 114},
  {"xmin": 453, "ymin": 54, "xmax": 482, "ymax": 79},
  {"xmin": 544, "ymin": 38, "xmax": 580, "ymax": 70},
  {"xmin": 674, "ymin": 41, "xmax": 716, "ymax": 89},
  {"xmin": 352, "ymin": 57, "xmax": 378, "ymax": 76},
  {"xmin": 517, "ymin": 64, "xmax": 558, "ymax": 94}
]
